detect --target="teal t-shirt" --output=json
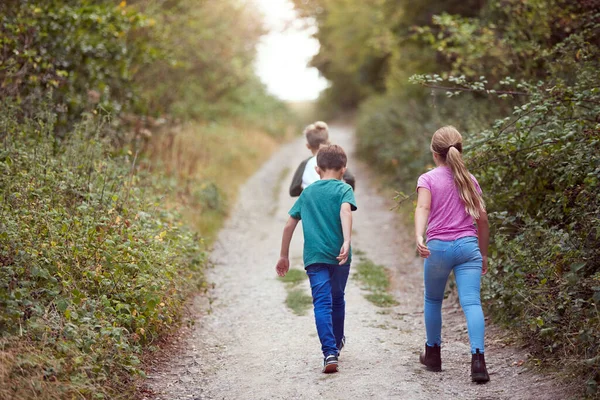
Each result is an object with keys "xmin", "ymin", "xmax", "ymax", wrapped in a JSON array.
[{"xmin": 289, "ymin": 179, "xmax": 357, "ymax": 268}]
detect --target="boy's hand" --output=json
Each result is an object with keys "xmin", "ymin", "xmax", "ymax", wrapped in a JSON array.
[
  {"xmin": 337, "ymin": 241, "xmax": 350, "ymax": 265},
  {"xmin": 276, "ymin": 257, "xmax": 290, "ymax": 277}
]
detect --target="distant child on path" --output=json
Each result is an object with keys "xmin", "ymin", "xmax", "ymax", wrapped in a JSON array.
[
  {"xmin": 289, "ymin": 121, "xmax": 355, "ymax": 196},
  {"xmin": 276, "ymin": 144, "xmax": 357, "ymax": 373},
  {"xmin": 414, "ymin": 126, "xmax": 490, "ymax": 383}
]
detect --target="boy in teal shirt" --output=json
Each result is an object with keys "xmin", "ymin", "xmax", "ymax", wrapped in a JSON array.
[{"xmin": 276, "ymin": 144, "xmax": 357, "ymax": 373}]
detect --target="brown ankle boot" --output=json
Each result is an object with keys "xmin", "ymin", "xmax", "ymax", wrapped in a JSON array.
[
  {"xmin": 419, "ymin": 343, "xmax": 441, "ymax": 372},
  {"xmin": 471, "ymin": 349, "xmax": 490, "ymax": 383}
]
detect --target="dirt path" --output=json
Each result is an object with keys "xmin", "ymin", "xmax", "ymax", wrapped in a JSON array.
[{"xmin": 144, "ymin": 124, "xmax": 576, "ymax": 400}]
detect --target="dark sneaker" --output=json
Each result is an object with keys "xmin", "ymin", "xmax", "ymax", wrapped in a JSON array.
[
  {"xmin": 322, "ymin": 354, "xmax": 339, "ymax": 373},
  {"xmin": 337, "ymin": 336, "xmax": 346, "ymax": 357}
]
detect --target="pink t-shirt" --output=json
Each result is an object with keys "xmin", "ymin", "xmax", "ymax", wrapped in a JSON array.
[{"xmin": 417, "ymin": 166, "xmax": 482, "ymax": 243}]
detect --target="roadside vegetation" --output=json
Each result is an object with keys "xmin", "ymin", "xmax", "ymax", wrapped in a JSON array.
[
  {"xmin": 0, "ymin": 1, "xmax": 296, "ymax": 398},
  {"xmin": 353, "ymin": 255, "xmax": 398, "ymax": 308},
  {"xmin": 294, "ymin": 0, "xmax": 599, "ymax": 395},
  {"xmin": 279, "ymin": 268, "xmax": 312, "ymax": 316}
]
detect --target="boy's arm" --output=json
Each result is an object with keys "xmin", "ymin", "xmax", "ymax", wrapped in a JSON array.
[
  {"xmin": 415, "ymin": 187, "xmax": 431, "ymax": 258},
  {"xmin": 289, "ymin": 160, "xmax": 308, "ymax": 197},
  {"xmin": 276, "ymin": 216, "xmax": 300, "ymax": 276},
  {"xmin": 337, "ymin": 202, "xmax": 353, "ymax": 265},
  {"xmin": 342, "ymin": 169, "xmax": 356, "ymax": 191}
]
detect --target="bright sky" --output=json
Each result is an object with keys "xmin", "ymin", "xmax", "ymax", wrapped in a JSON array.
[{"xmin": 254, "ymin": 0, "xmax": 329, "ymax": 102}]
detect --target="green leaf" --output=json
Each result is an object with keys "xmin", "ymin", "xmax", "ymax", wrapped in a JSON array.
[
  {"xmin": 56, "ymin": 298, "xmax": 69, "ymax": 313},
  {"xmin": 570, "ymin": 262, "xmax": 586, "ymax": 273}
]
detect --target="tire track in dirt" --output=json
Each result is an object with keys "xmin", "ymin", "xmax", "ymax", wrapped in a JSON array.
[{"xmin": 145, "ymin": 124, "xmax": 577, "ymax": 400}]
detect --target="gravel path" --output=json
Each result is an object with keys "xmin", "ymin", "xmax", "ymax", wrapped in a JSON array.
[{"xmin": 144, "ymin": 124, "xmax": 577, "ymax": 400}]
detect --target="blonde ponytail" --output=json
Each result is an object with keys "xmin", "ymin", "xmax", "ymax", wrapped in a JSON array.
[{"xmin": 431, "ymin": 126, "xmax": 485, "ymax": 219}]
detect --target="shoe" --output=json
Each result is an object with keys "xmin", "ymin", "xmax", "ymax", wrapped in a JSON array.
[
  {"xmin": 471, "ymin": 349, "xmax": 490, "ymax": 383},
  {"xmin": 337, "ymin": 336, "xmax": 346, "ymax": 357},
  {"xmin": 419, "ymin": 343, "xmax": 442, "ymax": 372},
  {"xmin": 322, "ymin": 354, "xmax": 339, "ymax": 373}
]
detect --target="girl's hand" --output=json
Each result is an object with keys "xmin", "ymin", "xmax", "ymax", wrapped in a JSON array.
[
  {"xmin": 276, "ymin": 257, "xmax": 290, "ymax": 277},
  {"xmin": 337, "ymin": 241, "xmax": 350, "ymax": 265},
  {"xmin": 416, "ymin": 236, "xmax": 430, "ymax": 258},
  {"xmin": 482, "ymin": 256, "xmax": 488, "ymax": 275}
]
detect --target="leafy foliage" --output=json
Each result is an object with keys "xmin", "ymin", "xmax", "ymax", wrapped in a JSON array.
[
  {"xmin": 299, "ymin": 0, "xmax": 600, "ymax": 393},
  {"xmin": 0, "ymin": 1, "xmax": 153, "ymax": 125},
  {"xmin": 410, "ymin": 8, "xmax": 600, "ymax": 393},
  {"xmin": 0, "ymin": 103, "xmax": 206, "ymax": 398},
  {"xmin": 0, "ymin": 0, "xmax": 292, "ymax": 135},
  {"xmin": 133, "ymin": 0, "xmax": 291, "ymax": 130}
]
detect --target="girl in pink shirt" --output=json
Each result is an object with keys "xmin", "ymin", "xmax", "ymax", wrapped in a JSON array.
[{"xmin": 414, "ymin": 126, "xmax": 490, "ymax": 383}]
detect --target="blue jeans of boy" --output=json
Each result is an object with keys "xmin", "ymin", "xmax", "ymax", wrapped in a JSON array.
[
  {"xmin": 306, "ymin": 263, "xmax": 350, "ymax": 357},
  {"xmin": 424, "ymin": 236, "xmax": 485, "ymax": 353}
]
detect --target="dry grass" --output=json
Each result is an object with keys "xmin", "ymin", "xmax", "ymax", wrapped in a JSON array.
[
  {"xmin": 0, "ymin": 340, "xmax": 121, "ymax": 400},
  {"xmin": 143, "ymin": 121, "xmax": 279, "ymax": 242}
]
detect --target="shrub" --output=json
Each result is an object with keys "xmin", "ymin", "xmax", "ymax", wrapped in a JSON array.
[
  {"xmin": 0, "ymin": 103, "xmax": 206, "ymax": 399},
  {"xmin": 0, "ymin": 1, "xmax": 153, "ymax": 125}
]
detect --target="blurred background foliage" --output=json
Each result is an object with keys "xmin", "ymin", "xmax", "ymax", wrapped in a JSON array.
[
  {"xmin": 294, "ymin": 0, "xmax": 600, "ymax": 394},
  {"xmin": 0, "ymin": 0, "xmax": 293, "ymax": 398}
]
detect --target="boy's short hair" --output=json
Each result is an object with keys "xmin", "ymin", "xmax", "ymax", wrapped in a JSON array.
[
  {"xmin": 317, "ymin": 144, "xmax": 347, "ymax": 171},
  {"xmin": 304, "ymin": 121, "xmax": 329, "ymax": 149}
]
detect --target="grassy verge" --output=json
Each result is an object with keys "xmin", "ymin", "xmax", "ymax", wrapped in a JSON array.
[
  {"xmin": 279, "ymin": 268, "xmax": 312, "ymax": 316},
  {"xmin": 279, "ymin": 269, "xmax": 307, "ymax": 285},
  {"xmin": 143, "ymin": 122, "xmax": 281, "ymax": 243},
  {"xmin": 0, "ymin": 111, "xmax": 207, "ymax": 400},
  {"xmin": 353, "ymin": 256, "xmax": 398, "ymax": 308},
  {"xmin": 285, "ymin": 289, "xmax": 313, "ymax": 316}
]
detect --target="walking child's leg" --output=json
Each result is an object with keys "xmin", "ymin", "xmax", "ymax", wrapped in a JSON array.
[
  {"xmin": 306, "ymin": 264, "xmax": 338, "ymax": 356},
  {"xmin": 330, "ymin": 264, "xmax": 350, "ymax": 349},
  {"xmin": 454, "ymin": 261, "xmax": 485, "ymax": 353},
  {"xmin": 423, "ymin": 242, "xmax": 452, "ymax": 347}
]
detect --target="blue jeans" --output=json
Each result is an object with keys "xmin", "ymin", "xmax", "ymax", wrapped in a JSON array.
[
  {"xmin": 424, "ymin": 236, "xmax": 485, "ymax": 354},
  {"xmin": 306, "ymin": 263, "xmax": 350, "ymax": 357}
]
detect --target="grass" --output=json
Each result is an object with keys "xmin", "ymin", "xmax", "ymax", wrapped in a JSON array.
[
  {"xmin": 354, "ymin": 258, "xmax": 391, "ymax": 292},
  {"xmin": 0, "ymin": 116, "xmax": 208, "ymax": 400},
  {"xmin": 144, "ymin": 121, "xmax": 280, "ymax": 243},
  {"xmin": 279, "ymin": 268, "xmax": 311, "ymax": 316},
  {"xmin": 285, "ymin": 289, "xmax": 313, "ymax": 316},
  {"xmin": 353, "ymin": 256, "xmax": 399, "ymax": 307},
  {"xmin": 365, "ymin": 293, "xmax": 398, "ymax": 308},
  {"xmin": 279, "ymin": 268, "xmax": 307, "ymax": 285}
]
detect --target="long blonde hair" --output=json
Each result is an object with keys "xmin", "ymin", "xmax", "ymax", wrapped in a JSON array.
[{"xmin": 431, "ymin": 126, "xmax": 485, "ymax": 219}]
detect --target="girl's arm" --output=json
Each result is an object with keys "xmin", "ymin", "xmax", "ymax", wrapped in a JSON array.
[
  {"xmin": 337, "ymin": 202, "xmax": 353, "ymax": 265},
  {"xmin": 415, "ymin": 188, "xmax": 431, "ymax": 258},
  {"xmin": 476, "ymin": 208, "xmax": 490, "ymax": 274},
  {"xmin": 276, "ymin": 217, "xmax": 299, "ymax": 276}
]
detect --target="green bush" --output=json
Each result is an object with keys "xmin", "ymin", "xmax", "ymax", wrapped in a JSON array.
[
  {"xmin": 0, "ymin": 103, "xmax": 206, "ymax": 399},
  {"xmin": 0, "ymin": 1, "xmax": 153, "ymax": 125},
  {"xmin": 473, "ymin": 63, "xmax": 600, "ymax": 394}
]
